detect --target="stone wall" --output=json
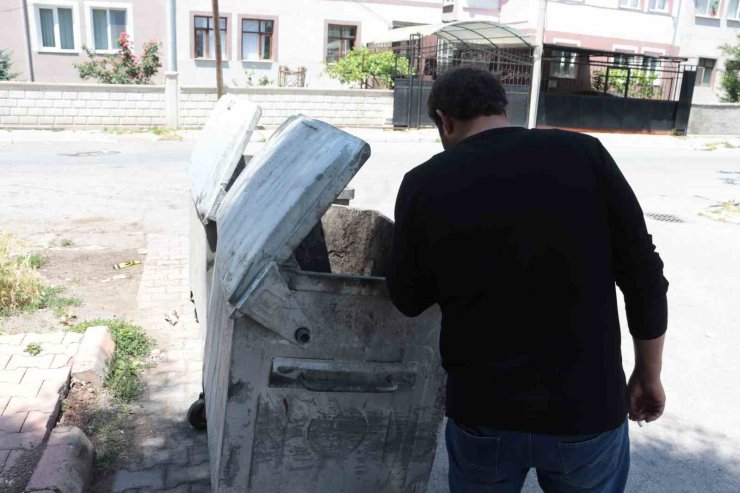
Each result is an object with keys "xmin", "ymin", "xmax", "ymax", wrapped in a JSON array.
[
  {"xmin": 688, "ymin": 103, "xmax": 740, "ymax": 135},
  {"xmin": 179, "ymin": 87, "xmax": 393, "ymax": 128},
  {"xmin": 0, "ymin": 82, "xmax": 394, "ymax": 129},
  {"xmin": 0, "ymin": 83, "xmax": 166, "ymax": 128}
]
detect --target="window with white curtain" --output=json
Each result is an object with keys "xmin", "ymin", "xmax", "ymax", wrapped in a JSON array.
[
  {"xmin": 36, "ymin": 5, "xmax": 75, "ymax": 51},
  {"xmin": 695, "ymin": 0, "xmax": 721, "ymax": 17},
  {"xmin": 91, "ymin": 8, "xmax": 128, "ymax": 52}
]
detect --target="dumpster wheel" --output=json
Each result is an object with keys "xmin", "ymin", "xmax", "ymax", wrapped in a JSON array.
[{"xmin": 187, "ymin": 393, "xmax": 207, "ymax": 429}]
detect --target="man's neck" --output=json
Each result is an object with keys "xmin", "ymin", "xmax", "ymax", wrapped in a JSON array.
[{"xmin": 458, "ymin": 115, "xmax": 510, "ymax": 142}]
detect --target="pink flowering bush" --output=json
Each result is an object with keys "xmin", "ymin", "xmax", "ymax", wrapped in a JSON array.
[{"xmin": 76, "ymin": 33, "xmax": 161, "ymax": 84}]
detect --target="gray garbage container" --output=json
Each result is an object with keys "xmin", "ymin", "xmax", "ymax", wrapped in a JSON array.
[
  {"xmin": 203, "ymin": 115, "xmax": 444, "ymax": 493},
  {"xmin": 188, "ymin": 95, "xmax": 261, "ymax": 339}
]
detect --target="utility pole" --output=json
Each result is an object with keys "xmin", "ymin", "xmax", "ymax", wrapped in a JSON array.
[
  {"xmin": 527, "ymin": 0, "xmax": 548, "ymax": 129},
  {"xmin": 211, "ymin": 0, "xmax": 224, "ymax": 99},
  {"xmin": 165, "ymin": 0, "xmax": 179, "ymax": 128},
  {"xmin": 21, "ymin": 0, "xmax": 35, "ymax": 81}
]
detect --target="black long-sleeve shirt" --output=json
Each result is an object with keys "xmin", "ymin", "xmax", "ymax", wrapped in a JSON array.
[{"xmin": 386, "ymin": 127, "xmax": 668, "ymax": 435}]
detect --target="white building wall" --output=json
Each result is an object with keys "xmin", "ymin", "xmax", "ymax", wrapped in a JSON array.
[
  {"xmin": 676, "ymin": 0, "xmax": 740, "ymax": 102},
  {"xmin": 175, "ymin": 0, "xmax": 442, "ymax": 88}
]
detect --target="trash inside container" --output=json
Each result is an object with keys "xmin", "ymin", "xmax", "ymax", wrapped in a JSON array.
[
  {"xmin": 202, "ymin": 115, "xmax": 444, "ymax": 493},
  {"xmin": 188, "ymin": 95, "xmax": 261, "ymax": 338}
]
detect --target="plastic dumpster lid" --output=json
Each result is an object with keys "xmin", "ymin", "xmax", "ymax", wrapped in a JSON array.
[
  {"xmin": 188, "ymin": 94, "xmax": 262, "ymax": 223},
  {"xmin": 215, "ymin": 115, "xmax": 371, "ymax": 311}
]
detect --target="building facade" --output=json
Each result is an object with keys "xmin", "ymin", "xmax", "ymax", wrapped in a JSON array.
[
  {"xmin": 0, "ymin": 0, "xmax": 167, "ymax": 83},
  {"xmin": 1, "ymin": 0, "xmax": 738, "ymax": 101}
]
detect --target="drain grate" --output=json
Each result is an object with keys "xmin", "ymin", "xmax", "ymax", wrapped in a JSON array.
[{"xmin": 646, "ymin": 213, "xmax": 684, "ymax": 223}]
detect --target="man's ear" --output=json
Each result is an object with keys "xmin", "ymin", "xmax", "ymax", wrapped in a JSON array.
[{"xmin": 436, "ymin": 110, "xmax": 454, "ymax": 135}]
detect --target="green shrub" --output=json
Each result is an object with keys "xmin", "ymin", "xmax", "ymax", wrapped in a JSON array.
[
  {"xmin": 593, "ymin": 69, "xmax": 659, "ymax": 99},
  {"xmin": 325, "ymin": 48, "xmax": 412, "ymax": 89},
  {"xmin": 719, "ymin": 38, "xmax": 740, "ymax": 103},
  {"xmin": 76, "ymin": 33, "xmax": 161, "ymax": 85},
  {"xmin": 0, "ymin": 49, "xmax": 17, "ymax": 81}
]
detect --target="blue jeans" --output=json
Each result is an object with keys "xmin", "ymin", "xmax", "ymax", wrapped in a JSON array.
[{"xmin": 446, "ymin": 419, "xmax": 629, "ymax": 492}]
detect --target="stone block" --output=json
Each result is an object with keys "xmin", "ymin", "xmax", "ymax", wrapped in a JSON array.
[
  {"xmin": 53, "ymin": 99, "xmax": 72, "ymax": 108},
  {"xmin": 38, "ymin": 116, "xmax": 54, "ymax": 125},
  {"xmin": 73, "ymin": 117, "xmax": 88, "ymax": 125},
  {"xmin": 92, "ymin": 92, "xmax": 109, "ymax": 100},
  {"xmin": 61, "ymin": 91, "xmax": 78, "ymax": 100},
  {"xmin": 19, "ymin": 116, "xmax": 39, "ymax": 125},
  {"xmin": 110, "ymin": 92, "xmax": 126, "ymax": 101},
  {"xmin": 164, "ymin": 460, "xmax": 210, "ymax": 488},
  {"xmin": 63, "ymin": 108, "xmax": 78, "ymax": 117},
  {"xmin": 2, "ymin": 116, "xmax": 20, "ymax": 124},
  {"xmin": 10, "ymin": 107, "xmax": 28, "ymax": 116},
  {"xmin": 17, "ymin": 99, "xmax": 35, "ymax": 108},
  {"xmin": 71, "ymin": 326, "xmax": 114, "ymax": 386},
  {"xmin": 25, "ymin": 426, "xmax": 94, "ymax": 493},
  {"xmin": 54, "ymin": 117, "xmax": 73, "ymax": 126},
  {"xmin": 86, "ymin": 116, "xmax": 102, "ymax": 125},
  {"xmin": 0, "ymin": 412, "xmax": 27, "ymax": 433},
  {"xmin": 6, "ymin": 354, "xmax": 53, "ymax": 370}
]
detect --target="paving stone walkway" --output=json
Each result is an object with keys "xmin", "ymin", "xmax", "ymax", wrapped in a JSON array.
[
  {"xmin": 0, "ymin": 330, "xmax": 82, "ymax": 489},
  {"xmin": 110, "ymin": 234, "xmax": 210, "ymax": 493}
]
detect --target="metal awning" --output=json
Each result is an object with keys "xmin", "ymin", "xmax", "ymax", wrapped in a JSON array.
[{"xmin": 367, "ymin": 20, "xmax": 534, "ymax": 48}]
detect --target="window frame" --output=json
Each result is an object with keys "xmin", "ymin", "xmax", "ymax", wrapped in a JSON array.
[
  {"xmin": 190, "ymin": 11, "xmax": 231, "ymax": 61},
  {"xmin": 696, "ymin": 57, "xmax": 716, "ymax": 87},
  {"xmin": 84, "ymin": 2, "xmax": 134, "ymax": 54},
  {"xmin": 31, "ymin": 1, "xmax": 80, "ymax": 53},
  {"xmin": 238, "ymin": 15, "xmax": 277, "ymax": 62},
  {"xmin": 550, "ymin": 49, "xmax": 578, "ymax": 79},
  {"xmin": 728, "ymin": 0, "xmax": 740, "ymax": 19},
  {"xmin": 694, "ymin": 0, "xmax": 722, "ymax": 18},
  {"xmin": 648, "ymin": 0, "xmax": 670, "ymax": 12},
  {"xmin": 619, "ymin": 0, "xmax": 642, "ymax": 10},
  {"xmin": 325, "ymin": 21, "xmax": 360, "ymax": 64}
]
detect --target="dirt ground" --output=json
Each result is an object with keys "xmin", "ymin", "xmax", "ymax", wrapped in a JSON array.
[{"xmin": 0, "ymin": 244, "xmax": 144, "ymax": 334}]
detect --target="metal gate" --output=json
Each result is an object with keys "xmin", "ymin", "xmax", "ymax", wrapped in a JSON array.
[{"xmin": 368, "ymin": 23, "xmax": 535, "ymax": 129}]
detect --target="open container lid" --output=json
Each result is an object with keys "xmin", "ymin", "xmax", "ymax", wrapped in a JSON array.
[
  {"xmin": 188, "ymin": 94, "xmax": 262, "ymax": 223},
  {"xmin": 214, "ymin": 115, "xmax": 371, "ymax": 312}
]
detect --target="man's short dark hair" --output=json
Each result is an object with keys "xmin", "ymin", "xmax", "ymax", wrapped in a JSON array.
[{"xmin": 427, "ymin": 67, "xmax": 508, "ymax": 126}]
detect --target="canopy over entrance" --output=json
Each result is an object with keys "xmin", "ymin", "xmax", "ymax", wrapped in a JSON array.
[{"xmin": 367, "ymin": 21, "xmax": 534, "ymax": 49}]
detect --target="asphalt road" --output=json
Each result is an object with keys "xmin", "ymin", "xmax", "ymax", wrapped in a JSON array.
[{"xmin": 1, "ymin": 131, "xmax": 738, "ymax": 492}]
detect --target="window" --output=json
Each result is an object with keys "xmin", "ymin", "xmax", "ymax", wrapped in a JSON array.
[
  {"xmin": 242, "ymin": 19, "xmax": 274, "ymax": 61},
  {"xmin": 620, "ymin": 0, "xmax": 640, "ymax": 8},
  {"xmin": 696, "ymin": 58, "xmax": 716, "ymax": 86},
  {"xmin": 649, "ymin": 0, "xmax": 669, "ymax": 11},
  {"xmin": 550, "ymin": 50, "xmax": 577, "ymax": 79},
  {"xmin": 326, "ymin": 24, "xmax": 357, "ymax": 63},
  {"xmin": 614, "ymin": 54, "xmax": 635, "ymax": 67},
  {"xmin": 194, "ymin": 15, "xmax": 227, "ymax": 59},
  {"xmin": 695, "ymin": 0, "xmax": 721, "ymax": 17},
  {"xmin": 91, "ymin": 8, "xmax": 127, "ymax": 52},
  {"xmin": 36, "ymin": 6, "xmax": 75, "ymax": 51},
  {"xmin": 728, "ymin": 0, "xmax": 740, "ymax": 18}
]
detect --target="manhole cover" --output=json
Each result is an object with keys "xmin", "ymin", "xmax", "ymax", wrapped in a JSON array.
[
  {"xmin": 58, "ymin": 150, "xmax": 120, "ymax": 157},
  {"xmin": 646, "ymin": 213, "xmax": 684, "ymax": 223}
]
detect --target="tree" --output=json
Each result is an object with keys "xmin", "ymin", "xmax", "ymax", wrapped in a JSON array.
[
  {"xmin": 719, "ymin": 37, "xmax": 740, "ymax": 103},
  {"xmin": 325, "ymin": 48, "xmax": 412, "ymax": 89},
  {"xmin": 0, "ymin": 49, "xmax": 18, "ymax": 81},
  {"xmin": 75, "ymin": 33, "xmax": 161, "ymax": 84}
]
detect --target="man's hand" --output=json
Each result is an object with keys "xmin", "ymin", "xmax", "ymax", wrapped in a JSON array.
[{"xmin": 627, "ymin": 372, "xmax": 665, "ymax": 423}]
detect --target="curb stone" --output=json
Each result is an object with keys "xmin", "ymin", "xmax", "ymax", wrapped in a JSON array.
[{"xmin": 24, "ymin": 426, "xmax": 93, "ymax": 493}]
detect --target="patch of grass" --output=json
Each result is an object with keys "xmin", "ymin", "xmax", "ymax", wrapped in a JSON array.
[
  {"xmin": 60, "ymin": 238, "xmax": 74, "ymax": 248},
  {"xmin": 0, "ymin": 233, "xmax": 45, "ymax": 316},
  {"xmin": 69, "ymin": 319, "xmax": 155, "ymax": 402},
  {"xmin": 24, "ymin": 343, "xmax": 42, "ymax": 356},
  {"xmin": 26, "ymin": 254, "xmax": 46, "ymax": 269},
  {"xmin": 33, "ymin": 285, "xmax": 82, "ymax": 317}
]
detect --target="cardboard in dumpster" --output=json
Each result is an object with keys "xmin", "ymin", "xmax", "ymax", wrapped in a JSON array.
[{"xmin": 188, "ymin": 94, "xmax": 262, "ymax": 223}]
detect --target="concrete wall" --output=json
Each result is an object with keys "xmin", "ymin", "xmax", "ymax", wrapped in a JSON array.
[
  {"xmin": 0, "ymin": 82, "xmax": 166, "ymax": 127},
  {"xmin": 688, "ymin": 103, "xmax": 740, "ymax": 134},
  {"xmin": 0, "ymin": 81, "xmax": 393, "ymax": 128},
  {"xmin": 179, "ymin": 87, "xmax": 393, "ymax": 128},
  {"xmin": 174, "ymin": 0, "xmax": 443, "ymax": 89}
]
